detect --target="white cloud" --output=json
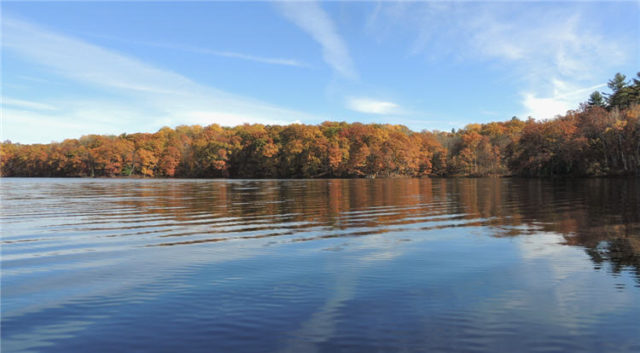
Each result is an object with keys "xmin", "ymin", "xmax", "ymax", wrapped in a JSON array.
[
  {"xmin": 368, "ymin": 2, "xmax": 636, "ymax": 119},
  {"xmin": 276, "ymin": 1, "xmax": 357, "ymax": 79},
  {"xmin": 346, "ymin": 97, "xmax": 399, "ymax": 115},
  {"xmin": 522, "ymin": 94, "xmax": 570, "ymax": 121},
  {"xmin": 466, "ymin": 11, "xmax": 628, "ymax": 81},
  {"xmin": 1, "ymin": 16, "xmax": 322, "ymax": 143},
  {"xmin": 3, "ymin": 17, "xmax": 189, "ymax": 95},
  {"xmin": 522, "ymin": 80, "xmax": 606, "ymax": 120},
  {"xmin": 387, "ymin": 3, "xmax": 630, "ymax": 80}
]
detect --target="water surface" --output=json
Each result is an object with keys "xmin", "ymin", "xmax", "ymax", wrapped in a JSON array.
[{"xmin": 2, "ymin": 178, "xmax": 639, "ymax": 352}]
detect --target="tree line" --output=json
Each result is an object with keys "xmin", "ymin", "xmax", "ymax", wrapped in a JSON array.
[{"xmin": 2, "ymin": 73, "xmax": 639, "ymax": 178}]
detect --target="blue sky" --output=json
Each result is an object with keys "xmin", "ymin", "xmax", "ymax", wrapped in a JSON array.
[{"xmin": 2, "ymin": 1, "xmax": 639, "ymax": 144}]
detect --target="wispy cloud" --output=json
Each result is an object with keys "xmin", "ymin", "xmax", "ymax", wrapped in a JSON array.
[
  {"xmin": 2, "ymin": 98, "xmax": 58, "ymax": 111},
  {"xmin": 383, "ymin": 3, "xmax": 630, "ymax": 79},
  {"xmin": 465, "ymin": 10, "xmax": 628, "ymax": 82},
  {"xmin": 276, "ymin": 1, "xmax": 357, "ymax": 79},
  {"xmin": 346, "ymin": 97, "xmax": 399, "ymax": 115},
  {"xmin": 88, "ymin": 34, "xmax": 310, "ymax": 68},
  {"xmin": 463, "ymin": 7, "xmax": 629, "ymax": 119},
  {"xmin": 1, "ymin": 16, "xmax": 322, "ymax": 143},
  {"xmin": 368, "ymin": 2, "xmax": 636, "ymax": 119},
  {"xmin": 197, "ymin": 49, "xmax": 308, "ymax": 68}
]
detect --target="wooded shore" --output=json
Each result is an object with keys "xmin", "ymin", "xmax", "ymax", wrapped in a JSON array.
[{"xmin": 2, "ymin": 73, "xmax": 639, "ymax": 178}]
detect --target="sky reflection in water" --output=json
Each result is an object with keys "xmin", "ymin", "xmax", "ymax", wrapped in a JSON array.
[{"xmin": 1, "ymin": 178, "xmax": 639, "ymax": 352}]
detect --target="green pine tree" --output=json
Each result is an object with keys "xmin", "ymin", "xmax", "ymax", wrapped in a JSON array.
[{"xmin": 588, "ymin": 91, "xmax": 605, "ymax": 107}]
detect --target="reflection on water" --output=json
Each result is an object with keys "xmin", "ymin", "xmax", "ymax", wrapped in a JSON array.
[{"xmin": 1, "ymin": 178, "xmax": 639, "ymax": 352}]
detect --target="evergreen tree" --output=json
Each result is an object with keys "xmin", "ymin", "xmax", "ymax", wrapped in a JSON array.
[
  {"xmin": 588, "ymin": 91, "xmax": 605, "ymax": 107},
  {"xmin": 630, "ymin": 72, "xmax": 640, "ymax": 104},
  {"xmin": 606, "ymin": 73, "xmax": 636, "ymax": 109},
  {"xmin": 608, "ymin": 73, "xmax": 627, "ymax": 92}
]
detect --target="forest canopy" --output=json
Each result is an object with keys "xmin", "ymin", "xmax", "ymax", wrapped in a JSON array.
[{"xmin": 2, "ymin": 73, "xmax": 639, "ymax": 178}]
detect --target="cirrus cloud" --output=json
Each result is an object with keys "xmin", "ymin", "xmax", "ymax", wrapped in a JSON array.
[
  {"xmin": 276, "ymin": 1, "xmax": 357, "ymax": 80},
  {"xmin": 1, "ymin": 15, "xmax": 323, "ymax": 143}
]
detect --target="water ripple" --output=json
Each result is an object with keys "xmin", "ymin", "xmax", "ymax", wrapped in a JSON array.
[{"xmin": 2, "ymin": 178, "xmax": 639, "ymax": 353}]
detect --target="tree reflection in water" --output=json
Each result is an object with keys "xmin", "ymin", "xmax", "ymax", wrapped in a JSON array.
[{"xmin": 99, "ymin": 178, "xmax": 639, "ymax": 282}]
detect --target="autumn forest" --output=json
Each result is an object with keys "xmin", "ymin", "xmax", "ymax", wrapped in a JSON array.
[{"xmin": 2, "ymin": 73, "xmax": 640, "ymax": 178}]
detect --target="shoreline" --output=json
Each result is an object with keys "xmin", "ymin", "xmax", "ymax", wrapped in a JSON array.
[{"xmin": 2, "ymin": 175, "xmax": 638, "ymax": 180}]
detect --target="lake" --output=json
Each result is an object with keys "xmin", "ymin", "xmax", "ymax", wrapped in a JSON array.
[{"xmin": 1, "ymin": 178, "xmax": 639, "ymax": 352}]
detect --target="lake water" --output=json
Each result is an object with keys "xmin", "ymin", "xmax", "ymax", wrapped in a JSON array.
[{"xmin": 1, "ymin": 178, "xmax": 639, "ymax": 352}]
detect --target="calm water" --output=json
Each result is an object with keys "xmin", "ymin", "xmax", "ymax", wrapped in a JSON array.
[{"xmin": 1, "ymin": 178, "xmax": 639, "ymax": 353}]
